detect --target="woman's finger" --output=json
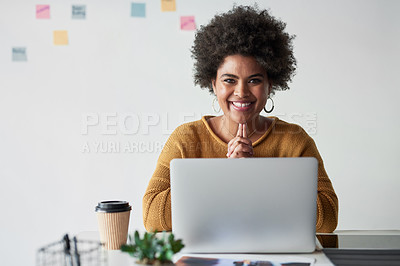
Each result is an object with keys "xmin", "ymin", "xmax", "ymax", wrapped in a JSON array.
[
  {"xmin": 227, "ymin": 137, "xmax": 235, "ymax": 154},
  {"xmin": 228, "ymin": 141, "xmax": 253, "ymax": 157},
  {"xmin": 233, "ymin": 143, "xmax": 253, "ymax": 153},
  {"xmin": 229, "ymin": 124, "xmax": 242, "ymax": 155},
  {"xmin": 236, "ymin": 123, "xmax": 243, "ymax": 137},
  {"xmin": 227, "ymin": 136, "xmax": 253, "ymax": 157},
  {"xmin": 227, "ymin": 124, "xmax": 253, "ymax": 157},
  {"xmin": 228, "ymin": 143, "xmax": 254, "ymax": 158},
  {"xmin": 227, "ymin": 137, "xmax": 252, "ymax": 151},
  {"xmin": 229, "ymin": 151, "xmax": 253, "ymax": 158},
  {"xmin": 233, "ymin": 137, "xmax": 252, "ymax": 146}
]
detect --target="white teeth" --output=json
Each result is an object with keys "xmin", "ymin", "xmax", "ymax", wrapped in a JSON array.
[{"xmin": 232, "ymin": 102, "xmax": 251, "ymax": 107}]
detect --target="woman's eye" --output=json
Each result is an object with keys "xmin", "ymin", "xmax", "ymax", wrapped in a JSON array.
[
  {"xmin": 249, "ymin": 79, "xmax": 262, "ymax": 84},
  {"xmin": 223, "ymin": 79, "xmax": 235, "ymax": 84}
]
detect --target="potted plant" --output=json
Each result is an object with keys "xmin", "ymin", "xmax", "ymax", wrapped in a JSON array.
[{"xmin": 121, "ymin": 231, "xmax": 184, "ymax": 265}]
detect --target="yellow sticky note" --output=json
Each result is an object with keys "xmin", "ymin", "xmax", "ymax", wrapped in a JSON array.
[
  {"xmin": 161, "ymin": 0, "xmax": 176, "ymax": 12},
  {"xmin": 53, "ymin": 30, "xmax": 68, "ymax": 45}
]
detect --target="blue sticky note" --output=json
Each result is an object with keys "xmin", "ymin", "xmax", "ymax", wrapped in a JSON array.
[
  {"xmin": 131, "ymin": 3, "xmax": 146, "ymax": 17},
  {"xmin": 72, "ymin": 5, "xmax": 86, "ymax": 19},
  {"xmin": 12, "ymin": 47, "xmax": 27, "ymax": 62}
]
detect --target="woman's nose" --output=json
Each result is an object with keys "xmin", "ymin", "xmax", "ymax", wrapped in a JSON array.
[{"xmin": 234, "ymin": 82, "xmax": 250, "ymax": 98}]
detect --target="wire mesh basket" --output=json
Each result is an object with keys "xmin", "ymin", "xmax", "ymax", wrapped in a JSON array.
[{"xmin": 36, "ymin": 234, "xmax": 107, "ymax": 266}]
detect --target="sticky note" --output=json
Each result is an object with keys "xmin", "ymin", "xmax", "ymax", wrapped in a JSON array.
[
  {"xmin": 72, "ymin": 5, "xmax": 86, "ymax": 19},
  {"xmin": 12, "ymin": 47, "xmax": 27, "ymax": 62},
  {"xmin": 180, "ymin": 16, "xmax": 196, "ymax": 31},
  {"xmin": 131, "ymin": 3, "xmax": 146, "ymax": 17},
  {"xmin": 161, "ymin": 0, "xmax": 176, "ymax": 12},
  {"xmin": 53, "ymin": 30, "xmax": 68, "ymax": 45},
  {"xmin": 36, "ymin": 5, "xmax": 50, "ymax": 19}
]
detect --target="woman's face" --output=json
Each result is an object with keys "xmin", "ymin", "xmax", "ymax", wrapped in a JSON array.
[{"xmin": 212, "ymin": 54, "xmax": 270, "ymax": 124}]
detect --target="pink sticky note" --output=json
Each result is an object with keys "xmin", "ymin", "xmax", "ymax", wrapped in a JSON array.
[
  {"xmin": 180, "ymin": 16, "xmax": 196, "ymax": 31},
  {"xmin": 36, "ymin": 5, "xmax": 50, "ymax": 19}
]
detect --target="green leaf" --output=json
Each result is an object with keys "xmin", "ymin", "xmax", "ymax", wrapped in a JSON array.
[
  {"xmin": 170, "ymin": 237, "xmax": 184, "ymax": 253},
  {"xmin": 120, "ymin": 244, "xmax": 139, "ymax": 258},
  {"xmin": 134, "ymin": 231, "xmax": 141, "ymax": 246},
  {"xmin": 121, "ymin": 231, "xmax": 183, "ymax": 263},
  {"xmin": 168, "ymin": 233, "xmax": 174, "ymax": 243},
  {"xmin": 165, "ymin": 249, "xmax": 174, "ymax": 261},
  {"xmin": 120, "ymin": 244, "xmax": 136, "ymax": 253}
]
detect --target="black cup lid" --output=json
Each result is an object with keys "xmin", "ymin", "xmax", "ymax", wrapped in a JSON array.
[{"xmin": 95, "ymin": 201, "xmax": 131, "ymax": 213}]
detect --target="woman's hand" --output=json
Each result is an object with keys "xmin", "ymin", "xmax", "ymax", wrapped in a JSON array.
[{"xmin": 226, "ymin": 123, "xmax": 253, "ymax": 158}]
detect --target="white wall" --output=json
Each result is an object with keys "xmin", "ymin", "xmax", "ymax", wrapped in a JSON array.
[{"xmin": 1, "ymin": 0, "xmax": 399, "ymax": 265}]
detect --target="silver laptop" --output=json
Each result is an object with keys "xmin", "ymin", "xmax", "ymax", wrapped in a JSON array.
[{"xmin": 170, "ymin": 157, "xmax": 318, "ymax": 253}]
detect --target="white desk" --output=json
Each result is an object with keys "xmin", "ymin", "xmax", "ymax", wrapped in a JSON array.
[
  {"xmin": 101, "ymin": 248, "xmax": 331, "ymax": 266},
  {"xmin": 77, "ymin": 230, "xmax": 400, "ymax": 266}
]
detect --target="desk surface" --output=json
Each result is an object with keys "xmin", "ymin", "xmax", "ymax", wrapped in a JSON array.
[
  {"xmin": 318, "ymin": 231, "xmax": 400, "ymax": 250},
  {"xmin": 77, "ymin": 230, "xmax": 400, "ymax": 266}
]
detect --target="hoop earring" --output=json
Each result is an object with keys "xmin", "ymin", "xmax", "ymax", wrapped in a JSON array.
[
  {"xmin": 212, "ymin": 97, "xmax": 221, "ymax": 113},
  {"xmin": 264, "ymin": 97, "xmax": 275, "ymax": 113}
]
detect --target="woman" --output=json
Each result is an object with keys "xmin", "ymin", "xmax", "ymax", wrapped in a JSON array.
[{"xmin": 143, "ymin": 6, "xmax": 338, "ymax": 233}]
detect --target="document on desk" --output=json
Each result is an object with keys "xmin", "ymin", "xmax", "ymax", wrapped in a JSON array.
[{"xmin": 175, "ymin": 255, "xmax": 315, "ymax": 266}]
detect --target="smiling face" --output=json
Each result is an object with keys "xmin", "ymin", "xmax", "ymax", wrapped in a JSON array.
[{"xmin": 212, "ymin": 54, "xmax": 270, "ymax": 125}]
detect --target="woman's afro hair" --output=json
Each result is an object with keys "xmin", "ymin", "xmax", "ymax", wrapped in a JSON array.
[{"xmin": 191, "ymin": 5, "xmax": 297, "ymax": 95}]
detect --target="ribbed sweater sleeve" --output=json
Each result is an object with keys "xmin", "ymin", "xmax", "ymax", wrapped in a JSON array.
[
  {"xmin": 142, "ymin": 126, "xmax": 185, "ymax": 231},
  {"xmin": 300, "ymin": 134, "xmax": 338, "ymax": 232}
]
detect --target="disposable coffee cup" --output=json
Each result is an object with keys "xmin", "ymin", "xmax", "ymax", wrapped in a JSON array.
[{"xmin": 95, "ymin": 201, "xmax": 131, "ymax": 250}]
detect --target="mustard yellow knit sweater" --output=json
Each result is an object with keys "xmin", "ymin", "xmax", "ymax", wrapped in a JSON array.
[{"xmin": 143, "ymin": 116, "xmax": 338, "ymax": 233}]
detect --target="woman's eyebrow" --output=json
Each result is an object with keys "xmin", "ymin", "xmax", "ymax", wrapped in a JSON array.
[
  {"xmin": 220, "ymin": 73, "xmax": 264, "ymax": 79},
  {"xmin": 220, "ymin": 73, "xmax": 239, "ymax": 79},
  {"xmin": 248, "ymin": 73, "xmax": 264, "ymax": 78}
]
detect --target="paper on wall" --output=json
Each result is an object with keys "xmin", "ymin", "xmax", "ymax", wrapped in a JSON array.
[
  {"xmin": 161, "ymin": 0, "xmax": 176, "ymax": 12},
  {"xmin": 12, "ymin": 47, "xmax": 27, "ymax": 62},
  {"xmin": 53, "ymin": 30, "xmax": 69, "ymax": 45},
  {"xmin": 72, "ymin": 5, "xmax": 86, "ymax": 19},
  {"xmin": 180, "ymin": 16, "xmax": 196, "ymax": 31},
  {"xmin": 36, "ymin": 5, "xmax": 50, "ymax": 19},
  {"xmin": 131, "ymin": 3, "xmax": 146, "ymax": 17}
]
